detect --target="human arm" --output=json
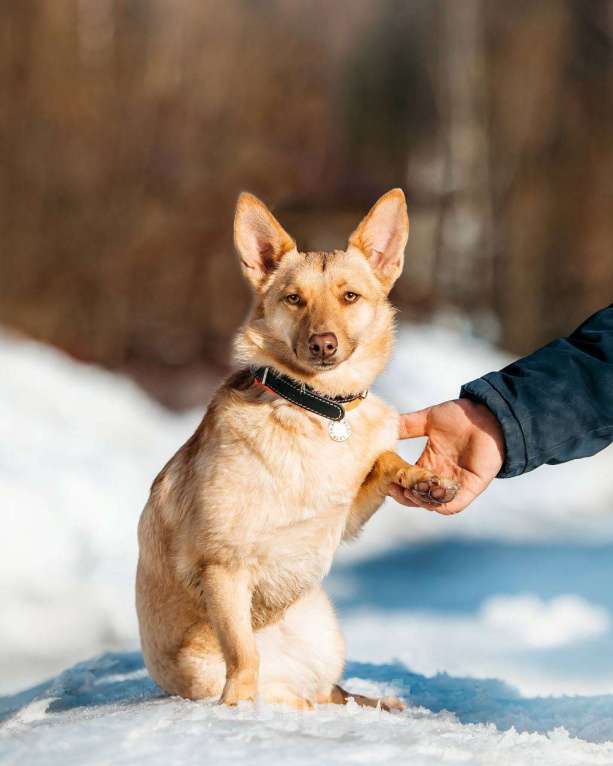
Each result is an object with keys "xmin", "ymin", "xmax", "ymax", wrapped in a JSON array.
[
  {"xmin": 461, "ymin": 304, "xmax": 613, "ymax": 477},
  {"xmin": 390, "ymin": 304, "xmax": 613, "ymax": 514}
]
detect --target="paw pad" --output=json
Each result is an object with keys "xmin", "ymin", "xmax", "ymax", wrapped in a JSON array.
[{"xmin": 411, "ymin": 475, "xmax": 458, "ymax": 505}]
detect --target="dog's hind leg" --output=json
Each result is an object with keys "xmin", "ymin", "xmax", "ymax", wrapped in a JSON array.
[
  {"xmin": 320, "ymin": 684, "xmax": 405, "ymax": 712},
  {"xmin": 255, "ymin": 586, "xmax": 344, "ymax": 709},
  {"xmin": 167, "ymin": 584, "xmax": 404, "ymax": 712}
]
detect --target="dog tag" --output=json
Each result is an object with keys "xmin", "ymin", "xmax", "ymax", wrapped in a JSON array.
[{"xmin": 328, "ymin": 418, "xmax": 351, "ymax": 442}]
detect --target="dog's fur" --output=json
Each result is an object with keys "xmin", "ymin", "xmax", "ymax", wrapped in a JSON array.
[{"xmin": 136, "ymin": 189, "xmax": 458, "ymax": 711}]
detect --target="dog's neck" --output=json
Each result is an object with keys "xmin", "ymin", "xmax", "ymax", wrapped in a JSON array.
[{"xmin": 251, "ymin": 366, "xmax": 367, "ymax": 422}]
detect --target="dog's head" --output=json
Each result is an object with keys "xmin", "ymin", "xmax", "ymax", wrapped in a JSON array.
[{"xmin": 233, "ymin": 189, "xmax": 409, "ymax": 395}]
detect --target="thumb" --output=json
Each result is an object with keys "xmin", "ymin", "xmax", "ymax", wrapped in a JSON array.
[{"xmin": 399, "ymin": 408, "xmax": 430, "ymax": 439}]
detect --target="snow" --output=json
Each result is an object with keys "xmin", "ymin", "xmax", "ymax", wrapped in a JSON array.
[
  {"xmin": 479, "ymin": 593, "xmax": 610, "ymax": 650},
  {"xmin": 3, "ymin": 654, "xmax": 613, "ymax": 766},
  {"xmin": 1, "ymin": 322, "xmax": 613, "ymax": 763},
  {"xmin": 0, "ymin": 333, "xmax": 199, "ymax": 691},
  {"xmin": 330, "ymin": 539, "xmax": 613, "ymax": 698}
]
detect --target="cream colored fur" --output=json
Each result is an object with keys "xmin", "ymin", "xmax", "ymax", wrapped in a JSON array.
[{"xmin": 136, "ymin": 189, "xmax": 458, "ymax": 710}]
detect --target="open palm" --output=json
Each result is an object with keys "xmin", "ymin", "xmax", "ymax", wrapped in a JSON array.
[{"xmin": 389, "ymin": 399, "xmax": 505, "ymax": 515}]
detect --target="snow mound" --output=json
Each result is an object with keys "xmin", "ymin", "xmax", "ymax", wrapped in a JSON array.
[
  {"xmin": 480, "ymin": 594, "xmax": 610, "ymax": 649},
  {"xmin": 2, "ymin": 653, "xmax": 613, "ymax": 766},
  {"xmin": 0, "ymin": 332, "xmax": 200, "ymax": 692}
]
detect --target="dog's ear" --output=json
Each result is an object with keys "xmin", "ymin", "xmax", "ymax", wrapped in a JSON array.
[
  {"xmin": 347, "ymin": 188, "xmax": 409, "ymax": 291},
  {"xmin": 234, "ymin": 192, "xmax": 296, "ymax": 289}
]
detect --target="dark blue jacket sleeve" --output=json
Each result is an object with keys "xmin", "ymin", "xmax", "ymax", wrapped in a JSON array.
[{"xmin": 460, "ymin": 305, "xmax": 613, "ymax": 478}]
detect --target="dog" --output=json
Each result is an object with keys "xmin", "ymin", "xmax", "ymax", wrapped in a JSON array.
[{"xmin": 136, "ymin": 189, "xmax": 459, "ymax": 711}]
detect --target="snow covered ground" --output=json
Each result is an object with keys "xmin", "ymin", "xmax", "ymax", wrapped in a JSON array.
[
  {"xmin": 4, "ymin": 653, "xmax": 613, "ymax": 766},
  {"xmin": 1, "ymin": 322, "xmax": 613, "ymax": 764}
]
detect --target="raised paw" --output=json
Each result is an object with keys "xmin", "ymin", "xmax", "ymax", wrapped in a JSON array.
[{"xmin": 397, "ymin": 469, "xmax": 459, "ymax": 505}]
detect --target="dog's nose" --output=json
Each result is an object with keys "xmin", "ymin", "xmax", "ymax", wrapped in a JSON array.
[{"xmin": 308, "ymin": 333, "xmax": 338, "ymax": 359}]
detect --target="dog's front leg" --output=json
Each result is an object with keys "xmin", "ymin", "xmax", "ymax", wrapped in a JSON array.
[
  {"xmin": 344, "ymin": 451, "xmax": 459, "ymax": 539},
  {"xmin": 201, "ymin": 564, "xmax": 259, "ymax": 705}
]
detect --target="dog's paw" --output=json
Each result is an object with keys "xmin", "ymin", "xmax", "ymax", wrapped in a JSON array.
[
  {"xmin": 219, "ymin": 675, "xmax": 257, "ymax": 706},
  {"xmin": 261, "ymin": 683, "xmax": 314, "ymax": 710},
  {"xmin": 396, "ymin": 468, "xmax": 459, "ymax": 505},
  {"xmin": 379, "ymin": 696, "xmax": 406, "ymax": 713}
]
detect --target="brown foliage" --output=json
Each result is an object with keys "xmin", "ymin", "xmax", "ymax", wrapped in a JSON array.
[{"xmin": 1, "ymin": 0, "xmax": 612, "ymax": 402}]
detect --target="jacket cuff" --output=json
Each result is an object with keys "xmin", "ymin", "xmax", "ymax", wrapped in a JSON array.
[{"xmin": 459, "ymin": 376, "xmax": 528, "ymax": 478}]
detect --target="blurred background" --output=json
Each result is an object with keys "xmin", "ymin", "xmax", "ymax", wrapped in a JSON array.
[
  {"xmin": 2, "ymin": 0, "xmax": 613, "ymax": 738},
  {"xmin": 2, "ymin": 0, "xmax": 612, "ymax": 406}
]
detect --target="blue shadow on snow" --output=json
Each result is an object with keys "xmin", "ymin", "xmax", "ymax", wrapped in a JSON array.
[
  {"xmin": 331, "ymin": 539, "xmax": 613, "ymax": 614},
  {"xmin": 2, "ymin": 651, "xmax": 613, "ymax": 743}
]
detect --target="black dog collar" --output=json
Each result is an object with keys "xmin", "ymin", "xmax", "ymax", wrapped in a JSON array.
[{"xmin": 252, "ymin": 366, "xmax": 367, "ymax": 422}]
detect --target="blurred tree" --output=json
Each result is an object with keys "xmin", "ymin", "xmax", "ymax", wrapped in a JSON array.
[
  {"xmin": 486, "ymin": 0, "xmax": 613, "ymax": 352},
  {"xmin": 1, "ymin": 0, "xmax": 611, "ymax": 405}
]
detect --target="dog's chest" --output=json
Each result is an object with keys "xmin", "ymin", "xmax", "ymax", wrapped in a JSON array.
[
  {"xmin": 264, "ymin": 397, "xmax": 392, "ymax": 511},
  {"xmin": 245, "ymin": 395, "xmax": 397, "ymax": 608}
]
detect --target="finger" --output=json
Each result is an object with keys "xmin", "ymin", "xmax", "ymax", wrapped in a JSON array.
[
  {"xmin": 388, "ymin": 483, "xmax": 422, "ymax": 508},
  {"xmin": 398, "ymin": 408, "xmax": 430, "ymax": 439}
]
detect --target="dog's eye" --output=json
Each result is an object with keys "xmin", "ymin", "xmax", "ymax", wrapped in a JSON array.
[
  {"xmin": 343, "ymin": 291, "xmax": 359, "ymax": 304},
  {"xmin": 285, "ymin": 293, "xmax": 301, "ymax": 305}
]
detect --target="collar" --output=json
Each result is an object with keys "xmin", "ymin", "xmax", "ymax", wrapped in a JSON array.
[{"xmin": 252, "ymin": 366, "xmax": 367, "ymax": 422}]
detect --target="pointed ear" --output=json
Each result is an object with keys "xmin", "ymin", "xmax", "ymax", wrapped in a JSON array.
[
  {"xmin": 347, "ymin": 188, "xmax": 409, "ymax": 291},
  {"xmin": 234, "ymin": 192, "xmax": 296, "ymax": 289}
]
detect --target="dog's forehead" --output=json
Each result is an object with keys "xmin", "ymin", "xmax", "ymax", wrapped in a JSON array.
[{"xmin": 279, "ymin": 249, "xmax": 373, "ymax": 285}]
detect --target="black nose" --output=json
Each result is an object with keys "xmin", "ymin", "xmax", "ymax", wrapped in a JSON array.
[{"xmin": 308, "ymin": 333, "xmax": 338, "ymax": 359}]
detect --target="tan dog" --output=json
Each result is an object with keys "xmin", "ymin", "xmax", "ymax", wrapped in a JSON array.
[{"xmin": 136, "ymin": 189, "xmax": 458, "ymax": 711}]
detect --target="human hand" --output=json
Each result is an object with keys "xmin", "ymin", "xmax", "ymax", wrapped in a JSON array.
[{"xmin": 388, "ymin": 399, "xmax": 505, "ymax": 515}]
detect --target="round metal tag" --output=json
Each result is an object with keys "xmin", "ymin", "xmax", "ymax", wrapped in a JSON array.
[{"xmin": 328, "ymin": 418, "xmax": 351, "ymax": 442}]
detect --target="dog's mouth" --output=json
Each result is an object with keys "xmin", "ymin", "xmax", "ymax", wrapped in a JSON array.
[
  {"xmin": 305, "ymin": 353, "xmax": 352, "ymax": 372},
  {"xmin": 293, "ymin": 346, "xmax": 357, "ymax": 373},
  {"xmin": 311, "ymin": 359, "xmax": 339, "ymax": 370}
]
